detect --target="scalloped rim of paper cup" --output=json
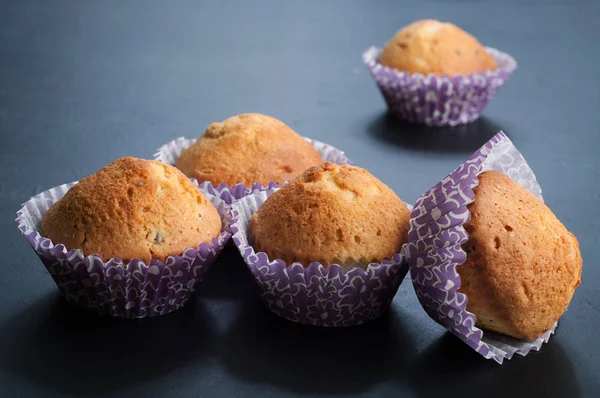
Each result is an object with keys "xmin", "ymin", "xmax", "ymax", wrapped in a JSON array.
[
  {"xmin": 229, "ymin": 187, "xmax": 410, "ymax": 327},
  {"xmin": 15, "ymin": 180, "xmax": 233, "ymax": 318},
  {"xmin": 196, "ymin": 180, "xmax": 280, "ymax": 206},
  {"xmin": 153, "ymin": 136, "xmax": 352, "ymax": 204},
  {"xmin": 406, "ymin": 131, "xmax": 557, "ymax": 364},
  {"xmin": 362, "ymin": 46, "xmax": 517, "ymax": 127},
  {"xmin": 362, "ymin": 46, "xmax": 517, "ymax": 82}
]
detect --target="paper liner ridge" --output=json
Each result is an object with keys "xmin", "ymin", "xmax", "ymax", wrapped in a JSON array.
[
  {"xmin": 154, "ymin": 136, "xmax": 352, "ymax": 204},
  {"xmin": 363, "ymin": 47, "xmax": 517, "ymax": 127},
  {"xmin": 16, "ymin": 181, "xmax": 233, "ymax": 318},
  {"xmin": 406, "ymin": 131, "xmax": 555, "ymax": 364},
  {"xmin": 229, "ymin": 188, "xmax": 409, "ymax": 327}
]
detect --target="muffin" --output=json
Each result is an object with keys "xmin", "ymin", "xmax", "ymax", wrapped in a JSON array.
[
  {"xmin": 175, "ymin": 113, "xmax": 324, "ymax": 187},
  {"xmin": 41, "ymin": 157, "xmax": 222, "ymax": 263},
  {"xmin": 459, "ymin": 171, "xmax": 582, "ymax": 340},
  {"xmin": 379, "ymin": 19, "xmax": 497, "ymax": 76},
  {"xmin": 250, "ymin": 162, "xmax": 411, "ymax": 270},
  {"xmin": 363, "ymin": 20, "xmax": 514, "ymax": 127}
]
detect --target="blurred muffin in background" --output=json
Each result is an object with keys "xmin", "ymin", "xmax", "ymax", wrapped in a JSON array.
[
  {"xmin": 176, "ymin": 113, "xmax": 323, "ymax": 187},
  {"xmin": 379, "ymin": 19, "xmax": 497, "ymax": 76}
]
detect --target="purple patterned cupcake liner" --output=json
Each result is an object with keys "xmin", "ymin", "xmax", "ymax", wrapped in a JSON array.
[
  {"xmin": 363, "ymin": 46, "xmax": 517, "ymax": 127},
  {"xmin": 154, "ymin": 136, "xmax": 352, "ymax": 204},
  {"xmin": 16, "ymin": 181, "xmax": 233, "ymax": 318},
  {"xmin": 406, "ymin": 131, "xmax": 556, "ymax": 364},
  {"xmin": 229, "ymin": 188, "xmax": 410, "ymax": 327}
]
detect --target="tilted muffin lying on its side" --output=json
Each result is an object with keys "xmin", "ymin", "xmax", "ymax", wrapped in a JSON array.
[
  {"xmin": 459, "ymin": 171, "xmax": 582, "ymax": 341},
  {"xmin": 379, "ymin": 19, "xmax": 497, "ymax": 76},
  {"xmin": 175, "ymin": 113, "xmax": 324, "ymax": 187},
  {"xmin": 42, "ymin": 157, "xmax": 222, "ymax": 263},
  {"xmin": 250, "ymin": 162, "xmax": 411, "ymax": 270}
]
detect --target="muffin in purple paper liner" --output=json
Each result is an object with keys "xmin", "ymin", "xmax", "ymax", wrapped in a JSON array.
[
  {"xmin": 154, "ymin": 136, "xmax": 351, "ymax": 204},
  {"xmin": 16, "ymin": 180, "xmax": 232, "ymax": 318},
  {"xmin": 404, "ymin": 131, "xmax": 583, "ymax": 364},
  {"xmin": 362, "ymin": 46, "xmax": 516, "ymax": 127},
  {"xmin": 229, "ymin": 185, "xmax": 410, "ymax": 328}
]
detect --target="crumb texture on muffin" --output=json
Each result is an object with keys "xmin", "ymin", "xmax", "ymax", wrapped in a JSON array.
[
  {"xmin": 459, "ymin": 171, "xmax": 582, "ymax": 341},
  {"xmin": 250, "ymin": 162, "xmax": 411, "ymax": 270},
  {"xmin": 175, "ymin": 113, "xmax": 323, "ymax": 186},
  {"xmin": 41, "ymin": 157, "xmax": 222, "ymax": 263},
  {"xmin": 379, "ymin": 19, "xmax": 497, "ymax": 76}
]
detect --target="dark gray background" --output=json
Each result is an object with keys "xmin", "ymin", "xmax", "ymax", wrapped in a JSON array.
[{"xmin": 1, "ymin": 0, "xmax": 599, "ymax": 397}]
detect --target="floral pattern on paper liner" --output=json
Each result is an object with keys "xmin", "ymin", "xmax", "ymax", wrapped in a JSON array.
[
  {"xmin": 16, "ymin": 181, "xmax": 232, "ymax": 318},
  {"xmin": 363, "ymin": 47, "xmax": 517, "ymax": 127},
  {"xmin": 229, "ymin": 188, "xmax": 409, "ymax": 327},
  {"xmin": 406, "ymin": 131, "xmax": 555, "ymax": 364}
]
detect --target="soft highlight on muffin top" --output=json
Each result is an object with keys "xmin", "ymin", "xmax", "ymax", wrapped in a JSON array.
[
  {"xmin": 379, "ymin": 19, "xmax": 497, "ymax": 76},
  {"xmin": 41, "ymin": 157, "xmax": 222, "ymax": 263},
  {"xmin": 250, "ymin": 162, "xmax": 411, "ymax": 270},
  {"xmin": 459, "ymin": 170, "xmax": 582, "ymax": 340},
  {"xmin": 175, "ymin": 113, "xmax": 324, "ymax": 186}
]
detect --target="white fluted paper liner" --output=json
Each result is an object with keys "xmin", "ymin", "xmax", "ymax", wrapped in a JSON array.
[{"xmin": 154, "ymin": 136, "xmax": 352, "ymax": 204}]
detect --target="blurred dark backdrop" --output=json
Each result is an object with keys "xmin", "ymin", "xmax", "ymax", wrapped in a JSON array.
[{"xmin": 0, "ymin": 1, "xmax": 598, "ymax": 397}]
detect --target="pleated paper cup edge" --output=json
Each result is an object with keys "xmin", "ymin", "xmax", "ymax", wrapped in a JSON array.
[
  {"xmin": 407, "ymin": 131, "xmax": 555, "ymax": 363},
  {"xmin": 15, "ymin": 180, "xmax": 233, "ymax": 318},
  {"xmin": 362, "ymin": 46, "xmax": 517, "ymax": 127},
  {"xmin": 153, "ymin": 136, "xmax": 352, "ymax": 203},
  {"xmin": 228, "ymin": 189, "xmax": 409, "ymax": 327}
]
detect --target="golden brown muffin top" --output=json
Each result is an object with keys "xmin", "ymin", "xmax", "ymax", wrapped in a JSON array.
[
  {"xmin": 41, "ymin": 157, "xmax": 222, "ymax": 263},
  {"xmin": 379, "ymin": 19, "xmax": 497, "ymax": 76},
  {"xmin": 250, "ymin": 162, "xmax": 411, "ymax": 270},
  {"xmin": 459, "ymin": 171, "xmax": 582, "ymax": 340},
  {"xmin": 175, "ymin": 113, "xmax": 324, "ymax": 187}
]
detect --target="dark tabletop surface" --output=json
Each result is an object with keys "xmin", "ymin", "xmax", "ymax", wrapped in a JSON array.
[{"xmin": 1, "ymin": 0, "xmax": 599, "ymax": 397}]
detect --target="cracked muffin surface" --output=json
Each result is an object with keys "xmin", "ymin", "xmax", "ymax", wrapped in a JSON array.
[
  {"xmin": 250, "ymin": 162, "xmax": 410, "ymax": 270},
  {"xmin": 175, "ymin": 113, "xmax": 323, "ymax": 187},
  {"xmin": 41, "ymin": 157, "xmax": 222, "ymax": 263},
  {"xmin": 459, "ymin": 170, "xmax": 582, "ymax": 340}
]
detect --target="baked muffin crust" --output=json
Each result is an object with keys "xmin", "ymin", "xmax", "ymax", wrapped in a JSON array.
[
  {"xmin": 379, "ymin": 19, "xmax": 497, "ymax": 76},
  {"xmin": 42, "ymin": 157, "xmax": 222, "ymax": 263},
  {"xmin": 251, "ymin": 163, "xmax": 411, "ymax": 270},
  {"xmin": 176, "ymin": 113, "xmax": 323, "ymax": 186},
  {"xmin": 459, "ymin": 171, "xmax": 582, "ymax": 340}
]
